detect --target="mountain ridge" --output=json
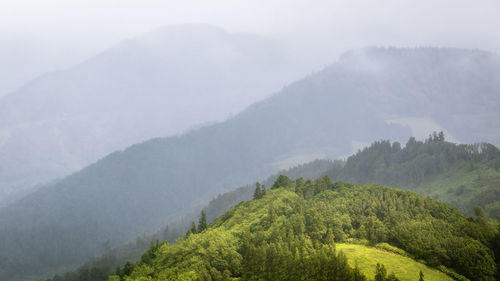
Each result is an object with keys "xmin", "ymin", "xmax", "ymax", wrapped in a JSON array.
[{"xmin": 0, "ymin": 24, "xmax": 304, "ymax": 205}]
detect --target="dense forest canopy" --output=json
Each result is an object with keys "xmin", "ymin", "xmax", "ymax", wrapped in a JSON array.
[{"xmin": 106, "ymin": 177, "xmax": 498, "ymax": 281}]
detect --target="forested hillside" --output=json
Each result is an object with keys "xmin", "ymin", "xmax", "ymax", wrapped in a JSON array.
[
  {"xmin": 326, "ymin": 134, "xmax": 500, "ymax": 219},
  {"xmin": 108, "ymin": 177, "xmax": 499, "ymax": 281}
]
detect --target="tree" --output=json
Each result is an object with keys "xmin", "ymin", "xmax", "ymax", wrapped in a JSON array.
[
  {"xmin": 438, "ymin": 131, "xmax": 445, "ymax": 141},
  {"xmin": 271, "ymin": 175, "xmax": 294, "ymax": 189},
  {"xmin": 186, "ymin": 221, "xmax": 197, "ymax": 237},
  {"xmin": 253, "ymin": 182, "xmax": 263, "ymax": 199},
  {"xmin": 419, "ymin": 270, "xmax": 424, "ymax": 281},
  {"xmin": 375, "ymin": 263, "xmax": 387, "ymax": 281},
  {"xmin": 198, "ymin": 211, "xmax": 208, "ymax": 233},
  {"xmin": 474, "ymin": 206, "xmax": 488, "ymax": 227}
]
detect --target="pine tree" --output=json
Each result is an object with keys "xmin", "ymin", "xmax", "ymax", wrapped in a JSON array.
[
  {"xmin": 438, "ymin": 131, "xmax": 445, "ymax": 141},
  {"xmin": 419, "ymin": 270, "xmax": 424, "ymax": 281},
  {"xmin": 198, "ymin": 211, "xmax": 208, "ymax": 232},
  {"xmin": 186, "ymin": 221, "xmax": 197, "ymax": 237},
  {"xmin": 253, "ymin": 182, "xmax": 262, "ymax": 199},
  {"xmin": 375, "ymin": 263, "xmax": 387, "ymax": 281}
]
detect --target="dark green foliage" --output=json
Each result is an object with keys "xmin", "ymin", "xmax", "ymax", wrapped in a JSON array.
[
  {"xmin": 253, "ymin": 182, "xmax": 264, "ymax": 199},
  {"xmin": 375, "ymin": 263, "xmax": 388, "ymax": 281},
  {"xmin": 328, "ymin": 136, "xmax": 500, "ymax": 187},
  {"xmin": 271, "ymin": 175, "xmax": 295, "ymax": 189},
  {"xmin": 186, "ymin": 221, "xmax": 197, "ymax": 237},
  {"xmin": 198, "ymin": 211, "xmax": 208, "ymax": 233},
  {"xmin": 240, "ymin": 237, "xmax": 366, "ymax": 281},
  {"xmin": 326, "ymin": 137, "xmax": 500, "ymax": 219}
]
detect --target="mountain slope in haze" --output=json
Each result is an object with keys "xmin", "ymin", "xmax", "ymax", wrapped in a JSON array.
[
  {"xmin": 0, "ymin": 24, "xmax": 304, "ymax": 205},
  {"xmin": 325, "ymin": 136, "xmax": 500, "ymax": 220},
  {"xmin": 2, "ymin": 47, "xmax": 500, "ymax": 280},
  {"xmin": 200, "ymin": 137, "xmax": 500, "ymax": 221},
  {"xmin": 111, "ymin": 180, "xmax": 498, "ymax": 281}
]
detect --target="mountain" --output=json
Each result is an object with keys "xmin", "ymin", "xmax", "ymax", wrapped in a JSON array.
[
  {"xmin": 0, "ymin": 24, "xmax": 304, "ymax": 205},
  {"xmin": 1, "ymin": 47, "xmax": 500, "ymax": 280},
  {"xmin": 110, "ymin": 179, "xmax": 498, "ymax": 281}
]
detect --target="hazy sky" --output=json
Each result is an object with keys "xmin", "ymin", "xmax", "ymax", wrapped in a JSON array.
[{"xmin": 1, "ymin": 0, "xmax": 500, "ymax": 95}]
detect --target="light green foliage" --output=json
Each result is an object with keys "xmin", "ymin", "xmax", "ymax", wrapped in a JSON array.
[
  {"xmin": 336, "ymin": 244, "xmax": 451, "ymax": 281},
  {"xmin": 117, "ymin": 177, "xmax": 497, "ymax": 281}
]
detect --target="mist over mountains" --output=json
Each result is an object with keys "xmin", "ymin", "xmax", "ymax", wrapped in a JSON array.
[
  {"xmin": 1, "ymin": 46, "xmax": 499, "ymax": 280},
  {"xmin": 0, "ymin": 24, "xmax": 305, "ymax": 205}
]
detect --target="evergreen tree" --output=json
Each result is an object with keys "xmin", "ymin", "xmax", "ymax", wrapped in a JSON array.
[
  {"xmin": 271, "ymin": 175, "xmax": 294, "ymax": 189},
  {"xmin": 198, "ymin": 211, "xmax": 208, "ymax": 233},
  {"xmin": 419, "ymin": 270, "xmax": 424, "ymax": 281},
  {"xmin": 253, "ymin": 182, "xmax": 263, "ymax": 199},
  {"xmin": 186, "ymin": 221, "xmax": 197, "ymax": 237},
  {"xmin": 375, "ymin": 263, "xmax": 387, "ymax": 281},
  {"xmin": 438, "ymin": 131, "xmax": 445, "ymax": 141}
]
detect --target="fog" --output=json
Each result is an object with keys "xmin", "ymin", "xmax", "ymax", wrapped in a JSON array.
[
  {"xmin": 1, "ymin": 0, "xmax": 500, "ymax": 95},
  {"xmin": 2, "ymin": 2, "xmax": 500, "ymax": 280},
  {"xmin": 1, "ymin": 0, "xmax": 500, "ymax": 203}
]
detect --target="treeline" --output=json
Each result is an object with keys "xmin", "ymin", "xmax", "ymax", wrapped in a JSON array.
[
  {"xmin": 112, "ymin": 176, "xmax": 498, "ymax": 281},
  {"xmin": 328, "ymin": 132, "xmax": 500, "ymax": 187},
  {"xmin": 203, "ymin": 159, "xmax": 337, "ymax": 222}
]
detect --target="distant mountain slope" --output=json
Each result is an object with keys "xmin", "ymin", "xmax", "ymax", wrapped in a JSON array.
[
  {"xmin": 201, "ymin": 137, "xmax": 500, "ymax": 220},
  {"xmin": 1, "ymin": 47, "xmax": 500, "ymax": 280},
  {"xmin": 325, "ymin": 136, "xmax": 500, "ymax": 220},
  {"xmin": 0, "ymin": 24, "xmax": 304, "ymax": 204},
  {"xmin": 111, "ymin": 180, "xmax": 498, "ymax": 281}
]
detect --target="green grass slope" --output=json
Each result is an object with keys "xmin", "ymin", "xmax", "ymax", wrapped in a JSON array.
[
  {"xmin": 336, "ymin": 244, "xmax": 451, "ymax": 281},
  {"xmin": 416, "ymin": 162, "xmax": 500, "ymax": 217}
]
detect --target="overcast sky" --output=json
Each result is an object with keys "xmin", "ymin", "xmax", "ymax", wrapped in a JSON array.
[{"xmin": 1, "ymin": 0, "xmax": 500, "ymax": 95}]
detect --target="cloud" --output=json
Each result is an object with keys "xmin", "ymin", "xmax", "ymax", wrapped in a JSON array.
[{"xmin": 1, "ymin": 0, "xmax": 499, "ymax": 95}]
